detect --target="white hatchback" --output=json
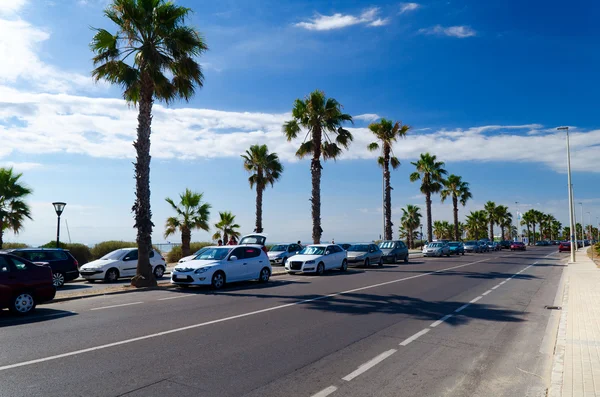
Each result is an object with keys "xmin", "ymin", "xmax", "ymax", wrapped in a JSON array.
[
  {"xmin": 171, "ymin": 245, "xmax": 271, "ymax": 289},
  {"xmin": 285, "ymin": 244, "xmax": 347, "ymax": 275},
  {"xmin": 79, "ymin": 248, "xmax": 166, "ymax": 282}
]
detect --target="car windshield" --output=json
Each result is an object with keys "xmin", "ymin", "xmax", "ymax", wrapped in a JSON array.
[
  {"xmin": 192, "ymin": 247, "xmax": 210, "ymax": 257},
  {"xmin": 196, "ymin": 248, "xmax": 230, "ymax": 260},
  {"xmin": 465, "ymin": 241, "xmax": 477, "ymax": 245},
  {"xmin": 428, "ymin": 243, "xmax": 441, "ymax": 248},
  {"xmin": 270, "ymin": 245, "xmax": 288, "ymax": 252},
  {"xmin": 378, "ymin": 242, "xmax": 395, "ymax": 249},
  {"xmin": 299, "ymin": 246, "xmax": 326, "ymax": 255},
  {"xmin": 100, "ymin": 250, "xmax": 126, "ymax": 260},
  {"xmin": 348, "ymin": 244, "xmax": 369, "ymax": 252},
  {"xmin": 448, "ymin": 242, "xmax": 460, "ymax": 247}
]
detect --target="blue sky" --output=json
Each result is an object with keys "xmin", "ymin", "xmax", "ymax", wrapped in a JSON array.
[{"xmin": 1, "ymin": 0, "xmax": 599, "ymax": 245}]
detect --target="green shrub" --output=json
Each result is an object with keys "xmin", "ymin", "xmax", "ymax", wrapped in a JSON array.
[
  {"xmin": 166, "ymin": 242, "xmax": 213, "ymax": 263},
  {"xmin": 2, "ymin": 242, "xmax": 29, "ymax": 249},
  {"xmin": 38, "ymin": 241, "xmax": 93, "ymax": 265},
  {"xmin": 90, "ymin": 240, "xmax": 136, "ymax": 259}
]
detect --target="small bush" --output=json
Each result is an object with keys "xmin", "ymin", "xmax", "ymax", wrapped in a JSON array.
[
  {"xmin": 2, "ymin": 242, "xmax": 29, "ymax": 249},
  {"xmin": 38, "ymin": 241, "xmax": 93, "ymax": 265},
  {"xmin": 90, "ymin": 240, "xmax": 136, "ymax": 259},
  {"xmin": 167, "ymin": 242, "xmax": 213, "ymax": 263}
]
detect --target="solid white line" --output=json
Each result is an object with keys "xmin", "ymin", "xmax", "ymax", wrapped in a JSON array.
[
  {"xmin": 311, "ymin": 386, "xmax": 338, "ymax": 397},
  {"xmin": 430, "ymin": 314, "xmax": 453, "ymax": 328},
  {"xmin": 157, "ymin": 295, "xmax": 194, "ymax": 301},
  {"xmin": 399, "ymin": 329, "xmax": 430, "ymax": 346},
  {"xmin": 482, "ymin": 290, "xmax": 492, "ymax": 296},
  {"xmin": 455, "ymin": 303, "xmax": 470, "ymax": 313},
  {"xmin": 90, "ymin": 302, "xmax": 144, "ymax": 311},
  {"xmin": 470, "ymin": 296, "xmax": 482, "ymax": 304},
  {"xmin": 342, "ymin": 349, "xmax": 397, "ymax": 381},
  {"xmin": 0, "ymin": 257, "xmax": 491, "ymax": 372}
]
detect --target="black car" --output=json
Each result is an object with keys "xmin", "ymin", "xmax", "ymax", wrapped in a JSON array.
[
  {"xmin": 377, "ymin": 240, "xmax": 409, "ymax": 263},
  {"xmin": 4, "ymin": 248, "xmax": 79, "ymax": 287},
  {"xmin": 499, "ymin": 240, "xmax": 512, "ymax": 249}
]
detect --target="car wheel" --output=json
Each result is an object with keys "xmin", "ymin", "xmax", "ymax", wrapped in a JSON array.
[
  {"xmin": 392, "ymin": 255, "xmax": 397, "ymax": 264},
  {"xmin": 258, "ymin": 267, "xmax": 270, "ymax": 283},
  {"xmin": 52, "ymin": 272, "xmax": 65, "ymax": 288},
  {"xmin": 153, "ymin": 265, "xmax": 165, "ymax": 279},
  {"xmin": 105, "ymin": 268, "xmax": 119, "ymax": 283},
  {"xmin": 87, "ymin": 279, "xmax": 96, "ymax": 283},
  {"xmin": 211, "ymin": 271, "xmax": 226, "ymax": 289},
  {"xmin": 378, "ymin": 257, "xmax": 383, "ymax": 267},
  {"xmin": 462, "ymin": 252, "xmax": 465, "ymax": 256},
  {"xmin": 340, "ymin": 260, "xmax": 348, "ymax": 272},
  {"xmin": 10, "ymin": 292, "xmax": 36, "ymax": 315},
  {"xmin": 316, "ymin": 263, "xmax": 325, "ymax": 276},
  {"xmin": 404, "ymin": 255, "xmax": 409, "ymax": 264},
  {"xmin": 364, "ymin": 258, "xmax": 370, "ymax": 267}
]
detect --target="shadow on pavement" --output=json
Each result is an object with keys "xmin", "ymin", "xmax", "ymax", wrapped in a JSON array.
[
  {"xmin": 60, "ymin": 283, "xmax": 93, "ymax": 291},
  {"xmin": 0, "ymin": 308, "xmax": 77, "ymax": 327}
]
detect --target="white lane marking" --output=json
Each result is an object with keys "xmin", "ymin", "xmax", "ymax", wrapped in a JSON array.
[
  {"xmin": 342, "ymin": 349, "xmax": 397, "ymax": 381},
  {"xmin": 430, "ymin": 314, "xmax": 453, "ymax": 328},
  {"xmin": 470, "ymin": 296, "xmax": 483, "ymax": 304},
  {"xmin": 491, "ymin": 285, "xmax": 500, "ymax": 290},
  {"xmin": 399, "ymin": 329, "xmax": 430, "ymax": 346},
  {"xmin": 311, "ymin": 386, "xmax": 338, "ymax": 397},
  {"xmin": 499, "ymin": 281, "xmax": 506, "ymax": 285},
  {"xmin": 0, "ymin": 257, "xmax": 492, "ymax": 372},
  {"xmin": 90, "ymin": 302, "xmax": 144, "ymax": 311},
  {"xmin": 455, "ymin": 303, "xmax": 470, "ymax": 313},
  {"xmin": 482, "ymin": 290, "xmax": 492, "ymax": 296},
  {"xmin": 157, "ymin": 295, "xmax": 194, "ymax": 301}
]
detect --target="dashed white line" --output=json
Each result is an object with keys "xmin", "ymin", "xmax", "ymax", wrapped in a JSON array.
[
  {"xmin": 455, "ymin": 303, "xmax": 470, "ymax": 313},
  {"xmin": 90, "ymin": 302, "xmax": 144, "ymax": 311},
  {"xmin": 491, "ymin": 285, "xmax": 500, "ymax": 290},
  {"xmin": 482, "ymin": 290, "xmax": 492, "ymax": 296},
  {"xmin": 430, "ymin": 314, "xmax": 453, "ymax": 328},
  {"xmin": 311, "ymin": 386, "xmax": 338, "ymax": 397},
  {"xmin": 399, "ymin": 329, "xmax": 430, "ymax": 346},
  {"xmin": 157, "ymin": 295, "xmax": 194, "ymax": 301},
  {"xmin": 342, "ymin": 349, "xmax": 397, "ymax": 381},
  {"xmin": 470, "ymin": 296, "xmax": 483, "ymax": 304},
  {"xmin": 499, "ymin": 280, "xmax": 507, "ymax": 285}
]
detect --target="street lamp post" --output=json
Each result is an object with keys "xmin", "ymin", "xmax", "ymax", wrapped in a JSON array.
[
  {"xmin": 579, "ymin": 202, "xmax": 584, "ymax": 247},
  {"xmin": 52, "ymin": 202, "xmax": 66, "ymax": 248},
  {"xmin": 515, "ymin": 201, "xmax": 519, "ymax": 242},
  {"xmin": 558, "ymin": 126, "xmax": 576, "ymax": 262},
  {"xmin": 586, "ymin": 212, "xmax": 591, "ymax": 241},
  {"xmin": 420, "ymin": 224, "xmax": 423, "ymax": 244}
]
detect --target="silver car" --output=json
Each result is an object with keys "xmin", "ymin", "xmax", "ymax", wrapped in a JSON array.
[
  {"xmin": 346, "ymin": 243, "xmax": 383, "ymax": 267},
  {"xmin": 423, "ymin": 242, "xmax": 451, "ymax": 257},
  {"xmin": 267, "ymin": 243, "xmax": 302, "ymax": 266}
]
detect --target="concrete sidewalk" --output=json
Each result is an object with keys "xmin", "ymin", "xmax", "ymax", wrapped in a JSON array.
[{"xmin": 551, "ymin": 247, "xmax": 600, "ymax": 397}]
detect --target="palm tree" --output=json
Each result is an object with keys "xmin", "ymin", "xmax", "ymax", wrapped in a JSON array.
[
  {"xmin": 164, "ymin": 189, "xmax": 211, "ymax": 257},
  {"xmin": 241, "ymin": 144, "xmax": 283, "ymax": 234},
  {"xmin": 433, "ymin": 220, "xmax": 453, "ymax": 240},
  {"xmin": 410, "ymin": 153, "xmax": 447, "ymax": 242},
  {"xmin": 465, "ymin": 210, "xmax": 487, "ymax": 240},
  {"xmin": 367, "ymin": 119, "xmax": 410, "ymax": 240},
  {"xmin": 283, "ymin": 90, "xmax": 353, "ymax": 243},
  {"xmin": 497, "ymin": 206, "xmax": 512, "ymax": 240},
  {"xmin": 400, "ymin": 204, "xmax": 422, "ymax": 249},
  {"xmin": 91, "ymin": 0, "xmax": 208, "ymax": 287},
  {"xmin": 212, "ymin": 211, "xmax": 241, "ymax": 244},
  {"xmin": 484, "ymin": 201, "xmax": 499, "ymax": 241},
  {"xmin": 440, "ymin": 174, "xmax": 472, "ymax": 241},
  {"xmin": 521, "ymin": 210, "xmax": 535, "ymax": 244},
  {"xmin": 0, "ymin": 168, "xmax": 33, "ymax": 249}
]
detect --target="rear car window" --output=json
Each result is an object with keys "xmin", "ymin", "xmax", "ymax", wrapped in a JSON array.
[
  {"xmin": 0, "ymin": 256, "xmax": 10, "ymax": 272},
  {"xmin": 10, "ymin": 257, "xmax": 29, "ymax": 270},
  {"xmin": 43, "ymin": 251, "xmax": 69, "ymax": 261},
  {"xmin": 244, "ymin": 248, "xmax": 261, "ymax": 258}
]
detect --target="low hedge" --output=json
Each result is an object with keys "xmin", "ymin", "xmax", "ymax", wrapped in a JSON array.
[
  {"xmin": 90, "ymin": 240, "xmax": 137, "ymax": 260},
  {"xmin": 166, "ymin": 242, "xmax": 213, "ymax": 263},
  {"xmin": 1, "ymin": 242, "xmax": 29, "ymax": 249}
]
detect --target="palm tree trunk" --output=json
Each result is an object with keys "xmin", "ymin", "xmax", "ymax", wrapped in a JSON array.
[
  {"xmin": 489, "ymin": 219, "xmax": 494, "ymax": 241},
  {"xmin": 408, "ymin": 230, "xmax": 413, "ymax": 249},
  {"xmin": 532, "ymin": 224, "xmax": 537, "ymax": 244},
  {"xmin": 383, "ymin": 144, "xmax": 392, "ymax": 240},
  {"xmin": 0, "ymin": 219, "xmax": 3, "ymax": 250},
  {"xmin": 527, "ymin": 225, "xmax": 531, "ymax": 244},
  {"xmin": 311, "ymin": 130, "xmax": 322, "ymax": 244},
  {"xmin": 131, "ymin": 74, "xmax": 157, "ymax": 288},
  {"xmin": 452, "ymin": 196, "xmax": 459, "ymax": 241},
  {"xmin": 255, "ymin": 185, "xmax": 263, "ymax": 233},
  {"xmin": 426, "ymin": 192, "xmax": 432, "ymax": 242},
  {"xmin": 500, "ymin": 225, "xmax": 505, "ymax": 241},
  {"xmin": 181, "ymin": 227, "xmax": 191, "ymax": 257}
]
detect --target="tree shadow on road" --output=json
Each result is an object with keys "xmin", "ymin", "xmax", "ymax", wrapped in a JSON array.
[{"xmin": 0, "ymin": 308, "xmax": 77, "ymax": 328}]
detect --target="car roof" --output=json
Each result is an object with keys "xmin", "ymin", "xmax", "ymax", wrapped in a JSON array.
[
  {"xmin": 307, "ymin": 244, "xmax": 331, "ymax": 247},
  {"xmin": 5, "ymin": 247, "xmax": 67, "ymax": 251}
]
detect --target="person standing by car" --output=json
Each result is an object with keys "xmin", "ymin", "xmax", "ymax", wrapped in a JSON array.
[
  {"xmin": 217, "ymin": 239, "xmax": 223, "ymax": 246},
  {"xmin": 227, "ymin": 237, "xmax": 237, "ymax": 245}
]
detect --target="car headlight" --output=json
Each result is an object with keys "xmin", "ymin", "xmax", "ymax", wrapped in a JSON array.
[
  {"xmin": 305, "ymin": 260, "xmax": 315, "ymax": 265},
  {"xmin": 194, "ymin": 267, "xmax": 212, "ymax": 274}
]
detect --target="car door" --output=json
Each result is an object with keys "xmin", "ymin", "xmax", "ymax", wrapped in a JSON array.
[
  {"xmin": 0, "ymin": 256, "xmax": 15, "ymax": 308},
  {"xmin": 241, "ymin": 247, "xmax": 263, "ymax": 280},
  {"xmin": 226, "ymin": 247, "xmax": 247, "ymax": 282},
  {"xmin": 371, "ymin": 244, "xmax": 382, "ymax": 262},
  {"xmin": 322, "ymin": 246, "xmax": 334, "ymax": 270},
  {"xmin": 121, "ymin": 250, "xmax": 138, "ymax": 277}
]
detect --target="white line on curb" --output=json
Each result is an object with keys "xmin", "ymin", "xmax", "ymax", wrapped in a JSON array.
[
  {"xmin": 311, "ymin": 386, "xmax": 338, "ymax": 397},
  {"xmin": 399, "ymin": 329, "xmax": 430, "ymax": 346},
  {"xmin": 342, "ymin": 349, "xmax": 397, "ymax": 381},
  {"xmin": 430, "ymin": 314, "xmax": 453, "ymax": 328},
  {"xmin": 90, "ymin": 302, "xmax": 144, "ymax": 311}
]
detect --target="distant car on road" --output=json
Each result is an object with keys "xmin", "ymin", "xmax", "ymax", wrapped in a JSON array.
[
  {"xmin": 448, "ymin": 241, "xmax": 465, "ymax": 255},
  {"xmin": 285, "ymin": 244, "xmax": 347, "ymax": 275},
  {"xmin": 178, "ymin": 247, "xmax": 210, "ymax": 264},
  {"xmin": 478, "ymin": 241, "xmax": 490, "ymax": 252},
  {"xmin": 338, "ymin": 243, "xmax": 352, "ymax": 251},
  {"xmin": 346, "ymin": 244, "xmax": 383, "ymax": 267},
  {"xmin": 267, "ymin": 243, "xmax": 302, "ymax": 266},
  {"xmin": 464, "ymin": 241, "xmax": 481, "ymax": 253},
  {"xmin": 0, "ymin": 253, "xmax": 56, "ymax": 314},
  {"xmin": 79, "ymin": 248, "xmax": 166, "ymax": 282},
  {"xmin": 558, "ymin": 241, "xmax": 571, "ymax": 252},
  {"xmin": 510, "ymin": 241, "xmax": 527, "ymax": 251},
  {"xmin": 423, "ymin": 242, "xmax": 451, "ymax": 257},
  {"xmin": 5, "ymin": 248, "xmax": 79, "ymax": 288},
  {"xmin": 378, "ymin": 240, "xmax": 409, "ymax": 263},
  {"xmin": 171, "ymin": 245, "xmax": 271, "ymax": 289},
  {"xmin": 499, "ymin": 241, "xmax": 512, "ymax": 249},
  {"xmin": 487, "ymin": 241, "xmax": 500, "ymax": 251}
]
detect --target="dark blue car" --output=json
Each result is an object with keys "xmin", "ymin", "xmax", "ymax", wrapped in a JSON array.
[{"xmin": 447, "ymin": 241, "xmax": 465, "ymax": 256}]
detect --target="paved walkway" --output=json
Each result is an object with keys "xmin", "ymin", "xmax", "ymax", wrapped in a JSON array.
[{"xmin": 552, "ymin": 247, "xmax": 600, "ymax": 397}]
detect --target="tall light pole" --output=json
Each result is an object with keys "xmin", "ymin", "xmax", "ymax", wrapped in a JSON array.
[
  {"xmin": 586, "ymin": 212, "xmax": 591, "ymax": 241},
  {"xmin": 515, "ymin": 201, "xmax": 519, "ymax": 242},
  {"xmin": 558, "ymin": 126, "xmax": 576, "ymax": 262},
  {"xmin": 52, "ymin": 202, "xmax": 66, "ymax": 248},
  {"xmin": 579, "ymin": 202, "xmax": 584, "ymax": 247}
]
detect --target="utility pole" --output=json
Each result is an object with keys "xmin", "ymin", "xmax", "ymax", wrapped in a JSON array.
[{"xmin": 558, "ymin": 126, "xmax": 576, "ymax": 262}]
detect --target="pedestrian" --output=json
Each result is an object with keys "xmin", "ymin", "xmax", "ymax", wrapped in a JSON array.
[
  {"xmin": 217, "ymin": 239, "xmax": 223, "ymax": 246},
  {"xmin": 297, "ymin": 240, "xmax": 302, "ymax": 246},
  {"xmin": 331, "ymin": 239, "xmax": 335, "ymax": 244},
  {"xmin": 228, "ymin": 237, "xmax": 237, "ymax": 245}
]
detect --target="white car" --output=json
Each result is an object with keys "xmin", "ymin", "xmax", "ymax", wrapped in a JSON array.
[
  {"xmin": 178, "ymin": 247, "xmax": 210, "ymax": 264},
  {"xmin": 79, "ymin": 248, "xmax": 166, "ymax": 282},
  {"xmin": 422, "ymin": 242, "xmax": 451, "ymax": 257},
  {"xmin": 171, "ymin": 245, "xmax": 271, "ymax": 289},
  {"xmin": 285, "ymin": 244, "xmax": 347, "ymax": 275},
  {"xmin": 267, "ymin": 243, "xmax": 303, "ymax": 266}
]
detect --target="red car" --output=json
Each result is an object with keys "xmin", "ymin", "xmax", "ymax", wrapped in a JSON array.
[
  {"xmin": 0, "ymin": 253, "xmax": 56, "ymax": 315},
  {"xmin": 559, "ymin": 242, "xmax": 571, "ymax": 252},
  {"xmin": 510, "ymin": 241, "xmax": 527, "ymax": 251}
]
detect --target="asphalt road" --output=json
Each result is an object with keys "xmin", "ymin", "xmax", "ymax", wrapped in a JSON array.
[{"xmin": 0, "ymin": 247, "xmax": 565, "ymax": 397}]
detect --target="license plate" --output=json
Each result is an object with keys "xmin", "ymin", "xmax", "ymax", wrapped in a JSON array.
[{"xmin": 174, "ymin": 274, "xmax": 188, "ymax": 280}]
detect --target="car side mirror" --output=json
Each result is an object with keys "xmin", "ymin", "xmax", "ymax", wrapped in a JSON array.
[
  {"xmin": 229, "ymin": 255, "xmax": 238, "ymax": 261},
  {"xmin": 123, "ymin": 257, "xmax": 130, "ymax": 261}
]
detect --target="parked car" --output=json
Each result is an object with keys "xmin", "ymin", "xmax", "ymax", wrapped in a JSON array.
[
  {"xmin": 558, "ymin": 241, "xmax": 571, "ymax": 252},
  {"xmin": 239, "ymin": 233, "xmax": 268, "ymax": 253},
  {"xmin": 178, "ymin": 247, "xmax": 210, "ymax": 264},
  {"xmin": 510, "ymin": 241, "xmax": 527, "ymax": 251},
  {"xmin": 378, "ymin": 240, "xmax": 409, "ymax": 263},
  {"xmin": 487, "ymin": 241, "xmax": 500, "ymax": 251},
  {"xmin": 423, "ymin": 242, "xmax": 451, "ymax": 257},
  {"xmin": 339, "ymin": 243, "xmax": 352, "ymax": 251},
  {"xmin": 5, "ymin": 248, "xmax": 79, "ymax": 288},
  {"xmin": 478, "ymin": 241, "xmax": 490, "ymax": 252},
  {"xmin": 267, "ymin": 243, "xmax": 302, "ymax": 266},
  {"xmin": 346, "ymin": 243, "xmax": 383, "ymax": 267},
  {"xmin": 79, "ymin": 248, "xmax": 166, "ymax": 282},
  {"xmin": 0, "ymin": 253, "xmax": 56, "ymax": 314},
  {"xmin": 448, "ymin": 241, "xmax": 465, "ymax": 255},
  {"xmin": 171, "ymin": 245, "xmax": 271, "ymax": 289},
  {"xmin": 464, "ymin": 241, "xmax": 480, "ymax": 253},
  {"xmin": 499, "ymin": 240, "xmax": 512, "ymax": 249},
  {"xmin": 285, "ymin": 244, "xmax": 347, "ymax": 275}
]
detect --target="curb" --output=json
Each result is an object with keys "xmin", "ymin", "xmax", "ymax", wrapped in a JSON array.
[{"xmin": 548, "ymin": 270, "xmax": 570, "ymax": 397}]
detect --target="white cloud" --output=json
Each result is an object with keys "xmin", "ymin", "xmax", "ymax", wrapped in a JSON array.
[
  {"xmin": 0, "ymin": 0, "xmax": 27, "ymax": 16},
  {"xmin": 295, "ymin": 7, "xmax": 388, "ymax": 31},
  {"xmin": 399, "ymin": 3, "xmax": 420, "ymax": 14},
  {"xmin": 0, "ymin": 162, "xmax": 43, "ymax": 171},
  {"xmin": 419, "ymin": 25, "xmax": 477, "ymax": 38},
  {"xmin": 354, "ymin": 113, "xmax": 380, "ymax": 122}
]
